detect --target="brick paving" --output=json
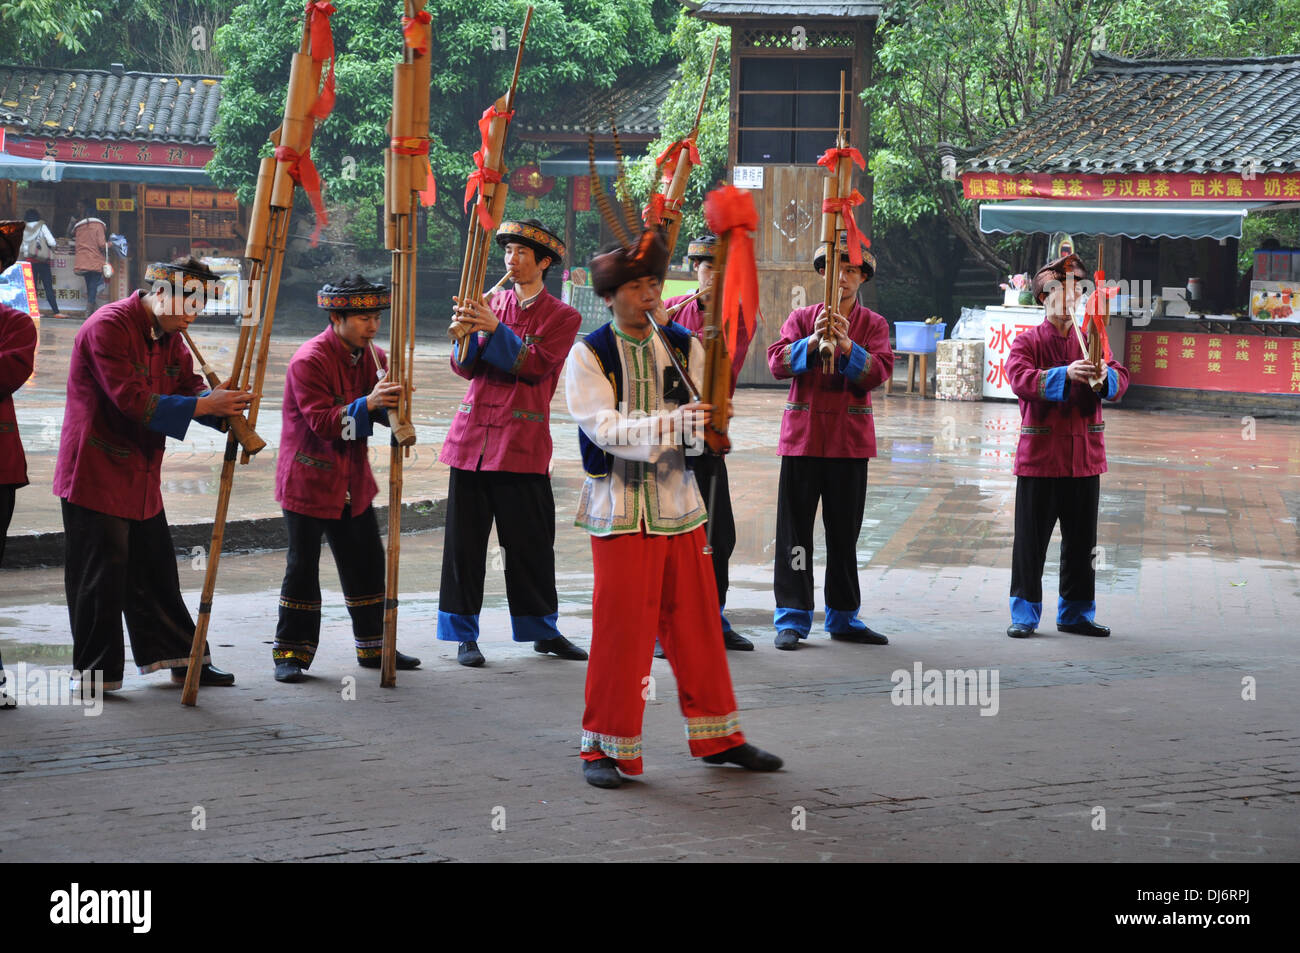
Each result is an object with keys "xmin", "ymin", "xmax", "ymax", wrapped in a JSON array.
[{"xmin": 1, "ymin": 320, "xmax": 1298, "ymax": 861}]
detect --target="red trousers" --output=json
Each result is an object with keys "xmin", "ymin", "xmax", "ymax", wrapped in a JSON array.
[{"xmin": 582, "ymin": 526, "xmax": 746, "ymax": 774}]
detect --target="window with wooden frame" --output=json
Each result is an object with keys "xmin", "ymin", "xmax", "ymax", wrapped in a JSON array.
[{"xmin": 736, "ymin": 54, "xmax": 854, "ymax": 165}]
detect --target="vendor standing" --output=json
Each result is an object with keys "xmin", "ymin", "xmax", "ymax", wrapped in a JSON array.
[{"xmin": 1004, "ymin": 253, "xmax": 1130, "ymax": 639}]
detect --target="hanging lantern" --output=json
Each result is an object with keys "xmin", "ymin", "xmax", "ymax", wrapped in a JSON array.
[{"xmin": 510, "ymin": 163, "xmax": 556, "ymax": 209}]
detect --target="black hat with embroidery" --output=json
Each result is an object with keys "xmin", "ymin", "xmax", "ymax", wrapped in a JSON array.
[
  {"xmin": 813, "ymin": 233, "xmax": 877, "ymax": 282},
  {"xmin": 495, "ymin": 219, "xmax": 565, "ymax": 266},
  {"xmin": 686, "ymin": 234, "xmax": 717, "ymax": 264},
  {"xmin": 317, "ymin": 274, "xmax": 391, "ymax": 314}
]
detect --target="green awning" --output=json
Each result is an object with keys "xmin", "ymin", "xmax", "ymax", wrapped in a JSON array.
[
  {"xmin": 979, "ymin": 199, "xmax": 1293, "ymax": 240},
  {"xmin": 0, "ymin": 151, "xmax": 213, "ymax": 185},
  {"xmin": 539, "ymin": 146, "xmax": 645, "ymax": 177}
]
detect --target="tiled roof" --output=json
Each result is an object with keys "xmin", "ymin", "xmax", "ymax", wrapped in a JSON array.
[
  {"xmin": 0, "ymin": 66, "xmax": 221, "ymax": 144},
  {"xmin": 516, "ymin": 64, "xmax": 679, "ymax": 139},
  {"xmin": 692, "ymin": 0, "xmax": 882, "ymax": 17},
  {"xmin": 963, "ymin": 53, "xmax": 1300, "ymax": 176}
]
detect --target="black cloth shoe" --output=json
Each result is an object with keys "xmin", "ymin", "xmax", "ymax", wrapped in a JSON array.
[
  {"xmin": 274, "ymin": 659, "xmax": 306, "ymax": 683},
  {"xmin": 534, "ymin": 635, "xmax": 588, "ymax": 661},
  {"xmin": 1006, "ymin": 623, "xmax": 1036, "ymax": 639},
  {"xmin": 1059, "ymin": 620, "xmax": 1110, "ymax": 637},
  {"xmin": 723, "ymin": 630, "xmax": 754, "ymax": 651},
  {"xmin": 830, "ymin": 626, "xmax": 889, "ymax": 645},
  {"xmin": 357, "ymin": 651, "xmax": 421, "ymax": 670},
  {"xmin": 458, "ymin": 641, "xmax": 485, "ymax": 667},
  {"xmin": 702, "ymin": 743, "xmax": 783, "ymax": 772},
  {"xmin": 774, "ymin": 629, "xmax": 801, "ymax": 650},
  {"xmin": 583, "ymin": 757, "xmax": 623, "ymax": 789},
  {"xmin": 1, "ymin": 686, "xmax": 14, "ymax": 709},
  {"xmin": 653, "ymin": 641, "xmax": 666, "ymax": 659},
  {"xmin": 170, "ymin": 663, "xmax": 235, "ymax": 686}
]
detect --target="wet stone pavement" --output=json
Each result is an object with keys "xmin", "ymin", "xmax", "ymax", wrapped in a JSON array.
[{"xmin": 1, "ymin": 320, "xmax": 1298, "ymax": 862}]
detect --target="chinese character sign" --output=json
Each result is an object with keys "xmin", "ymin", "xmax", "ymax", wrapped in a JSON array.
[
  {"xmin": 962, "ymin": 172, "xmax": 1300, "ymax": 202},
  {"xmin": 983, "ymin": 308, "xmax": 1048, "ymax": 399},
  {"xmin": 1127, "ymin": 331, "xmax": 1298, "ymax": 394}
]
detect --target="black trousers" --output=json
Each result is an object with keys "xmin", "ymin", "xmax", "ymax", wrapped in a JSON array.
[
  {"xmin": 0, "ymin": 483, "xmax": 15, "ymax": 569},
  {"xmin": 1009, "ymin": 475, "xmax": 1100, "ymax": 624},
  {"xmin": 275, "ymin": 505, "xmax": 386, "ymax": 666},
  {"xmin": 437, "ymin": 468, "xmax": 558, "ymax": 641},
  {"xmin": 692, "ymin": 452, "xmax": 736, "ymax": 611},
  {"xmin": 773, "ymin": 456, "xmax": 868, "ymax": 615},
  {"xmin": 31, "ymin": 260, "xmax": 57, "ymax": 314},
  {"xmin": 1, "ymin": 484, "xmax": 13, "ymax": 684},
  {"xmin": 61, "ymin": 498, "xmax": 206, "ymax": 689}
]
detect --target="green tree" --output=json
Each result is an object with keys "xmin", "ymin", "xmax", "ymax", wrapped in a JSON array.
[
  {"xmin": 866, "ymin": 0, "xmax": 1300, "ymax": 286},
  {"xmin": 628, "ymin": 11, "xmax": 731, "ymax": 259},
  {"xmin": 208, "ymin": 0, "xmax": 677, "ymax": 263},
  {"xmin": 0, "ymin": 0, "xmax": 102, "ymax": 62}
]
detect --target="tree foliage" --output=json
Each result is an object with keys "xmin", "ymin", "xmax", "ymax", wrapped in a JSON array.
[
  {"xmin": 0, "ymin": 0, "xmax": 102, "ymax": 62},
  {"xmin": 867, "ymin": 0, "xmax": 1300, "ymax": 279},
  {"xmin": 208, "ymin": 0, "xmax": 677, "ymax": 263}
]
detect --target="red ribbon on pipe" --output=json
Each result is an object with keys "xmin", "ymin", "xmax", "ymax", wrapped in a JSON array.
[
  {"xmin": 656, "ymin": 138, "xmax": 702, "ymax": 180},
  {"xmin": 817, "ymin": 146, "xmax": 865, "ymax": 172},
  {"xmin": 274, "ymin": 144, "xmax": 328, "ymax": 245},
  {"xmin": 463, "ymin": 104, "xmax": 514, "ymax": 230},
  {"xmin": 704, "ymin": 185, "xmax": 761, "ymax": 360},
  {"xmin": 1084, "ymin": 268, "xmax": 1118, "ymax": 361},
  {"xmin": 402, "ymin": 11, "xmax": 432, "ymax": 55},
  {"xmin": 821, "ymin": 190, "xmax": 870, "ymax": 266},
  {"xmin": 642, "ymin": 192, "xmax": 666, "ymax": 227},
  {"xmin": 306, "ymin": 2, "xmax": 336, "ymax": 121},
  {"xmin": 392, "ymin": 136, "xmax": 438, "ymax": 206}
]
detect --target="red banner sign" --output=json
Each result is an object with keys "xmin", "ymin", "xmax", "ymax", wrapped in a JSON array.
[
  {"xmin": 1127, "ymin": 331, "xmax": 1300, "ymax": 394},
  {"xmin": 962, "ymin": 172, "xmax": 1300, "ymax": 202},
  {"xmin": 3, "ymin": 135, "xmax": 214, "ymax": 168},
  {"xmin": 572, "ymin": 174, "xmax": 591, "ymax": 212}
]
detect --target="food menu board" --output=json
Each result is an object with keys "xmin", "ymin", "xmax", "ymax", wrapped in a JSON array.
[{"xmin": 1127, "ymin": 331, "xmax": 1300, "ymax": 394}]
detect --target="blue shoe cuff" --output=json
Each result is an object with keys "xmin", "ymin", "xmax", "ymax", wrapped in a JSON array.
[
  {"xmin": 824, "ymin": 607, "xmax": 866, "ymax": 635},
  {"xmin": 1010, "ymin": 597, "xmax": 1042, "ymax": 626},
  {"xmin": 774, "ymin": 606, "xmax": 812, "ymax": 636},
  {"xmin": 1057, "ymin": 598, "xmax": 1096, "ymax": 625},
  {"xmin": 720, "ymin": 606, "xmax": 734, "ymax": 634},
  {"xmin": 437, "ymin": 611, "xmax": 480, "ymax": 643},
  {"xmin": 510, "ymin": 612, "xmax": 561, "ymax": 643}
]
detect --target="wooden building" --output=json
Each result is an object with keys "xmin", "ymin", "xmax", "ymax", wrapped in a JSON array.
[{"xmin": 690, "ymin": 0, "xmax": 882, "ymax": 385}]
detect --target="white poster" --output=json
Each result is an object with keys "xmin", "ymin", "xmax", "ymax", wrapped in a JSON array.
[{"xmin": 982, "ymin": 304, "xmax": 1047, "ymax": 399}]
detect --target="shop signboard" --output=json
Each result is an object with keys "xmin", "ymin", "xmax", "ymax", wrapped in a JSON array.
[
  {"xmin": 982, "ymin": 304, "xmax": 1047, "ymax": 399},
  {"xmin": 1127, "ymin": 331, "xmax": 1300, "ymax": 394}
]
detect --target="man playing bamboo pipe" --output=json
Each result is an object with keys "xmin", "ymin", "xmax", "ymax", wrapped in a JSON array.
[
  {"xmin": 272, "ymin": 276, "xmax": 422, "ymax": 682},
  {"xmin": 768, "ymin": 236, "xmax": 894, "ymax": 651},
  {"xmin": 1004, "ymin": 253, "xmax": 1129, "ymax": 639},
  {"xmin": 662, "ymin": 234, "xmax": 754, "ymax": 653},
  {"xmin": 52, "ymin": 258, "xmax": 250, "ymax": 693},
  {"xmin": 439, "ymin": 219, "xmax": 585, "ymax": 667},
  {"xmin": 565, "ymin": 230, "xmax": 782, "ymax": 789}
]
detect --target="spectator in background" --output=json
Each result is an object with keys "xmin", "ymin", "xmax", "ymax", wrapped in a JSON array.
[
  {"xmin": 20, "ymin": 209, "xmax": 61, "ymax": 317},
  {"xmin": 71, "ymin": 206, "xmax": 108, "ymax": 311}
]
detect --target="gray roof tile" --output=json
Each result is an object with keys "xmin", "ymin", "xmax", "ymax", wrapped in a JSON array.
[
  {"xmin": 964, "ymin": 53, "xmax": 1300, "ymax": 175},
  {"xmin": 0, "ymin": 66, "xmax": 221, "ymax": 145}
]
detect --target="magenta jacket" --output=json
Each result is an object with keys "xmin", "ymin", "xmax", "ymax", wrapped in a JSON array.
[
  {"xmin": 664, "ymin": 290, "xmax": 752, "ymax": 397},
  {"xmin": 1005, "ymin": 319, "xmax": 1130, "ymax": 478},
  {"xmin": 276, "ymin": 327, "xmax": 389, "ymax": 520},
  {"xmin": 1, "ymin": 304, "xmax": 37, "ymax": 487},
  {"xmin": 53, "ymin": 292, "xmax": 217, "ymax": 520},
  {"xmin": 767, "ymin": 302, "xmax": 894, "ymax": 458},
  {"xmin": 439, "ymin": 288, "xmax": 581, "ymax": 474}
]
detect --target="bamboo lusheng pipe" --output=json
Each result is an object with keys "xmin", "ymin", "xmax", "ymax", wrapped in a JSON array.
[
  {"xmin": 450, "ymin": 6, "xmax": 533, "ymax": 361},
  {"xmin": 182, "ymin": 6, "xmax": 324, "ymax": 706},
  {"xmin": 818, "ymin": 72, "xmax": 851, "ymax": 373},
  {"xmin": 698, "ymin": 231, "xmax": 733, "ymax": 456},
  {"xmin": 180, "ymin": 328, "xmax": 266, "ymax": 456},
  {"xmin": 654, "ymin": 37, "xmax": 720, "ymax": 260}
]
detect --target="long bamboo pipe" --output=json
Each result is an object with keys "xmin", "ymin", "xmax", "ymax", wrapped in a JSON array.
[{"xmin": 180, "ymin": 329, "xmax": 265, "ymax": 456}]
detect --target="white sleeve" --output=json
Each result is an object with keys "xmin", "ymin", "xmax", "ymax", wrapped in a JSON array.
[
  {"xmin": 564, "ymin": 340, "xmax": 684, "ymax": 463},
  {"xmin": 41, "ymin": 225, "xmax": 56, "ymax": 246}
]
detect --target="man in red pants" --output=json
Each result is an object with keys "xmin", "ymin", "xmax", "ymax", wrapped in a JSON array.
[{"xmin": 564, "ymin": 228, "xmax": 782, "ymax": 789}]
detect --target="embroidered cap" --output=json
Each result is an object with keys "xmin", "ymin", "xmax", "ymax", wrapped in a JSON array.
[
  {"xmin": 317, "ymin": 274, "xmax": 391, "ymax": 313},
  {"xmin": 686, "ymin": 234, "xmax": 717, "ymax": 263},
  {"xmin": 813, "ymin": 234, "xmax": 877, "ymax": 281},
  {"xmin": 145, "ymin": 258, "xmax": 220, "ymax": 291},
  {"xmin": 1032, "ymin": 253, "xmax": 1087, "ymax": 304},
  {"xmin": 495, "ymin": 219, "xmax": 565, "ymax": 265}
]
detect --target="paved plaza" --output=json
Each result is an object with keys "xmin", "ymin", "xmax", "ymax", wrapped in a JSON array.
[{"xmin": 1, "ymin": 320, "xmax": 1297, "ymax": 862}]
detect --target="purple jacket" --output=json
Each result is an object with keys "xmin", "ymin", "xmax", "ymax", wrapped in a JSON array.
[
  {"xmin": 1, "ymin": 304, "xmax": 37, "ymax": 488},
  {"xmin": 767, "ymin": 302, "xmax": 894, "ymax": 458},
  {"xmin": 1005, "ymin": 319, "xmax": 1130, "ymax": 478},
  {"xmin": 53, "ymin": 292, "xmax": 217, "ymax": 520},
  {"xmin": 664, "ymin": 291, "xmax": 752, "ymax": 397},
  {"xmin": 276, "ymin": 327, "xmax": 388, "ymax": 519},
  {"xmin": 440, "ymin": 288, "xmax": 581, "ymax": 474}
]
